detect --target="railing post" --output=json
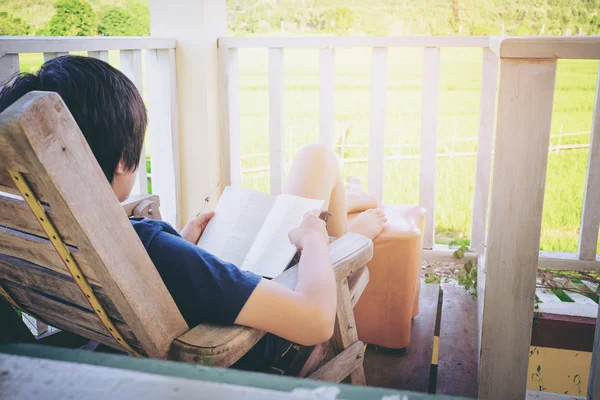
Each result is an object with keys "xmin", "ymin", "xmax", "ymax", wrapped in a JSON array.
[
  {"xmin": 578, "ymin": 63, "xmax": 600, "ymax": 261},
  {"xmin": 420, "ymin": 47, "xmax": 441, "ymax": 249},
  {"xmin": 0, "ymin": 54, "xmax": 19, "ymax": 86},
  {"xmin": 268, "ymin": 47, "xmax": 285, "ymax": 195},
  {"xmin": 367, "ymin": 47, "xmax": 388, "ymax": 203},
  {"xmin": 478, "ymin": 57, "xmax": 557, "ymax": 400},
  {"xmin": 218, "ymin": 46, "xmax": 241, "ymax": 188},
  {"xmin": 470, "ymin": 47, "xmax": 498, "ymax": 253},
  {"xmin": 319, "ymin": 48, "xmax": 335, "ymax": 149}
]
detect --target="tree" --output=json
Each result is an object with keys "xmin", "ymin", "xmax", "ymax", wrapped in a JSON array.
[
  {"xmin": 324, "ymin": 7, "xmax": 356, "ymax": 34},
  {"xmin": 47, "ymin": 0, "xmax": 97, "ymax": 36},
  {"xmin": 98, "ymin": 7, "xmax": 137, "ymax": 36},
  {"xmin": 0, "ymin": 12, "xmax": 32, "ymax": 36}
]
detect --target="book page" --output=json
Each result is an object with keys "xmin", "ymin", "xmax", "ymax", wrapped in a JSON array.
[
  {"xmin": 197, "ymin": 187, "xmax": 276, "ymax": 267},
  {"xmin": 241, "ymin": 194, "xmax": 324, "ymax": 278}
]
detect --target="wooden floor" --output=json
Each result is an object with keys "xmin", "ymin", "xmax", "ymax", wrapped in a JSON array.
[{"xmin": 363, "ymin": 282, "xmax": 479, "ymax": 398}]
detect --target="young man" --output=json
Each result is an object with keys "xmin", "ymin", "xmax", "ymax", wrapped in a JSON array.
[{"xmin": 0, "ymin": 56, "xmax": 386, "ymax": 369}]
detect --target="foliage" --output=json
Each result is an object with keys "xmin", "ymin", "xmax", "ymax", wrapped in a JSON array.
[
  {"xmin": 97, "ymin": 2, "xmax": 148, "ymax": 37},
  {"xmin": 47, "ymin": 0, "xmax": 96, "ymax": 36},
  {"xmin": 0, "ymin": 12, "xmax": 32, "ymax": 36}
]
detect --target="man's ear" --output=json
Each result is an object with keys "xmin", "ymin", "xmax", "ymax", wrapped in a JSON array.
[{"xmin": 115, "ymin": 159, "xmax": 128, "ymax": 175}]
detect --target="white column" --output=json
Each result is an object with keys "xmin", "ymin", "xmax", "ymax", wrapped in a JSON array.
[{"xmin": 149, "ymin": 0, "xmax": 226, "ymax": 224}]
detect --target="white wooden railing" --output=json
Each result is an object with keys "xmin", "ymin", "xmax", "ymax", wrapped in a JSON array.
[
  {"xmin": 218, "ymin": 35, "xmax": 600, "ymax": 399},
  {"xmin": 217, "ymin": 36, "xmax": 496, "ymax": 260},
  {"xmin": 0, "ymin": 37, "xmax": 181, "ymax": 228}
]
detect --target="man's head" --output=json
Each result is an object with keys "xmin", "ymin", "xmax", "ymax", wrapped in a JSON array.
[{"xmin": 0, "ymin": 55, "xmax": 147, "ymax": 201}]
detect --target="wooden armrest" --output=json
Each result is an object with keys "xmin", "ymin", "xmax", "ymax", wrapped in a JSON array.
[{"xmin": 121, "ymin": 194, "xmax": 161, "ymax": 220}]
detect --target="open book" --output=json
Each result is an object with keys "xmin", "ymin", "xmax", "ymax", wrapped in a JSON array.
[{"xmin": 197, "ymin": 186, "xmax": 324, "ymax": 278}]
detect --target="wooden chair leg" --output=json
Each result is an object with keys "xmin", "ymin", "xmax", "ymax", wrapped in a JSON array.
[
  {"xmin": 331, "ymin": 277, "xmax": 366, "ymax": 385},
  {"xmin": 286, "ymin": 342, "xmax": 331, "ymax": 378}
]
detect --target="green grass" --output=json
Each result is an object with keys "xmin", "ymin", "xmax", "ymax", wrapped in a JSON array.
[{"xmin": 18, "ymin": 49, "xmax": 600, "ymax": 252}]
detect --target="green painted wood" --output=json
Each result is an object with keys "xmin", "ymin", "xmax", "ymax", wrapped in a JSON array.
[{"xmin": 0, "ymin": 344, "xmax": 463, "ymax": 399}]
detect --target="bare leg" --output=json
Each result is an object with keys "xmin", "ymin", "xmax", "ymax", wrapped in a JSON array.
[
  {"xmin": 285, "ymin": 144, "xmax": 387, "ymax": 239},
  {"xmin": 284, "ymin": 144, "xmax": 348, "ymax": 237}
]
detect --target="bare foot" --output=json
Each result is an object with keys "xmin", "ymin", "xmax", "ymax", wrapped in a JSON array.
[
  {"xmin": 348, "ymin": 208, "xmax": 387, "ymax": 240},
  {"xmin": 346, "ymin": 176, "xmax": 379, "ymax": 213}
]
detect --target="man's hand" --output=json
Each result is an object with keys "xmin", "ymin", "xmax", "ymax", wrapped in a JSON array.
[
  {"xmin": 288, "ymin": 209, "xmax": 329, "ymax": 250},
  {"xmin": 181, "ymin": 211, "xmax": 215, "ymax": 244}
]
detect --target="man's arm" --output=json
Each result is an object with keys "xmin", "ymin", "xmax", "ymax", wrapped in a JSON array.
[{"xmin": 234, "ymin": 210, "xmax": 337, "ymax": 346}]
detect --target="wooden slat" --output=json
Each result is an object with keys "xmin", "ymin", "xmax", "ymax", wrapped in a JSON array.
[
  {"xmin": 0, "ymin": 54, "xmax": 20, "ymax": 86},
  {"xmin": 0, "ymin": 168, "xmax": 19, "ymax": 195},
  {"xmin": 119, "ymin": 49, "xmax": 148, "ymax": 195},
  {"xmin": 0, "ymin": 226, "xmax": 99, "ymax": 284},
  {"xmin": 308, "ymin": 341, "xmax": 364, "ymax": 382},
  {"xmin": 0, "ymin": 38, "xmax": 176, "ymax": 53},
  {"xmin": 420, "ymin": 47, "xmax": 441, "ymax": 250},
  {"xmin": 0, "ymin": 254, "xmax": 120, "ymax": 319},
  {"xmin": 363, "ymin": 282, "xmax": 439, "ymax": 391},
  {"xmin": 2, "ymin": 282, "xmax": 142, "ymax": 351},
  {"xmin": 490, "ymin": 36, "xmax": 600, "ymax": 60},
  {"xmin": 478, "ymin": 58, "xmax": 557, "ymax": 400},
  {"xmin": 218, "ymin": 47, "xmax": 241, "ymax": 187},
  {"xmin": 219, "ymin": 36, "xmax": 492, "ymax": 49},
  {"xmin": 0, "ymin": 193, "xmax": 78, "ymax": 245},
  {"xmin": 268, "ymin": 48, "xmax": 285, "ymax": 195},
  {"xmin": 367, "ymin": 47, "xmax": 388, "ymax": 203},
  {"xmin": 578, "ymin": 63, "xmax": 600, "ymax": 261},
  {"xmin": 43, "ymin": 52, "xmax": 68, "ymax": 62},
  {"xmin": 146, "ymin": 48, "xmax": 180, "ymax": 228},
  {"xmin": 319, "ymin": 48, "xmax": 335, "ymax": 148},
  {"xmin": 470, "ymin": 48, "xmax": 498, "ymax": 253},
  {"xmin": 437, "ymin": 283, "xmax": 478, "ymax": 398},
  {"xmin": 538, "ymin": 251, "xmax": 600, "ymax": 272},
  {"xmin": 88, "ymin": 50, "xmax": 109, "ymax": 62}
]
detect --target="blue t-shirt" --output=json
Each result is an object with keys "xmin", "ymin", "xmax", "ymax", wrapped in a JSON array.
[{"xmin": 129, "ymin": 217, "xmax": 262, "ymax": 327}]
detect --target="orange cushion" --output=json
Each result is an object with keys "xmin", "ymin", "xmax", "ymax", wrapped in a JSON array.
[{"xmin": 349, "ymin": 205, "xmax": 425, "ymax": 349}]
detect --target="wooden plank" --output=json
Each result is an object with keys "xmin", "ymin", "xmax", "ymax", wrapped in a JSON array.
[
  {"xmin": 330, "ymin": 279, "xmax": 365, "ymax": 384},
  {"xmin": 43, "ymin": 52, "xmax": 68, "ymax": 62},
  {"xmin": 0, "ymin": 54, "xmax": 20, "ymax": 87},
  {"xmin": 268, "ymin": 48, "xmax": 285, "ymax": 195},
  {"xmin": 588, "ymin": 297, "xmax": 600, "ymax": 400},
  {"xmin": 0, "ymin": 226, "xmax": 99, "ymax": 284},
  {"xmin": 478, "ymin": 58, "xmax": 557, "ymax": 400},
  {"xmin": 319, "ymin": 48, "xmax": 335, "ymax": 149},
  {"xmin": 308, "ymin": 341, "xmax": 364, "ymax": 382},
  {"xmin": 531, "ymin": 313, "xmax": 595, "ymax": 352},
  {"xmin": 146, "ymin": 48, "xmax": 180, "ymax": 228},
  {"xmin": 578, "ymin": 63, "xmax": 600, "ymax": 261},
  {"xmin": 363, "ymin": 283, "xmax": 439, "ymax": 392},
  {"xmin": 538, "ymin": 251, "xmax": 600, "ymax": 272},
  {"xmin": 423, "ymin": 245, "xmax": 478, "ymax": 263},
  {"xmin": 119, "ymin": 49, "xmax": 148, "ymax": 195},
  {"xmin": 527, "ymin": 390, "xmax": 585, "ymax": 400},
  {"xmin": 0, "ymin": 193, "xmax": 79, "ymax": 245},
  {"xmin": 436, "ymin": 283, "xmax": 478, "ymax": 398},
  {"xmin": 88, "ymin": 50, "xmax": 109, "ymax": 62},
  {"xmin": 0, "ymin": 92, "xmax": 187, "ymax": 358},
  {"xmin": 367, "ymin": 47, "xmax": 388, "ymax": 203},
  {"xmin": 420, "ymin": 47, "xmax": 441, "ymax": 250},
  {"xmin": 218, "ymin": 36, "xmax": 492, "ymax": 49},
  {"xmin": 218, "ymin": 47, "xmax": 241, "ymax": 188},
  {"xmin": 470, "ymin": 48, "xmax": 498, "ymax": 253},
  {"xmin": 0, "ymin": 38, "xmax": 176, "ymax": 53},
  {"xmin": 490, "ymin": 36, "xmax": 600, "ymax": 60}
]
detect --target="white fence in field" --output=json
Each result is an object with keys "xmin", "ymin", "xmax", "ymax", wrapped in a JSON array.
[{"xmin": 0, "ymin": 37, "xmax": 180, "ymax": 228}]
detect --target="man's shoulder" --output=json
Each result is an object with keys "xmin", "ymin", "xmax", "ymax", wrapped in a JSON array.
[{"xmin": 129, "ymin": 217, "xmax": 179, "ymax": 248}]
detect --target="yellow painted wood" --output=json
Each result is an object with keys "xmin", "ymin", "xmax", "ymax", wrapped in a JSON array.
[
  {"xmin": 8, "ymin": 170, "xmax": 141, "ymax": 357},
  {"xmin": 527, "ymin": 346, "xmax": 591, "ymax": 396},
  {"xmin": 432, "ymin": 336, "xmax": 439, "ymax": 365}
]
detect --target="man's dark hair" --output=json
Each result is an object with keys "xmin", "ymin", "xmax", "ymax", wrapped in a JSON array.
[{"xmin": 0, "ymin": 55, "xmax": 147, "ymax": 183}]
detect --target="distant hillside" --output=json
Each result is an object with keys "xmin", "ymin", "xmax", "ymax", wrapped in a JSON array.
[{"xmin": 1, "ymin": 0, "xmax": 600, "ymax": 36}]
